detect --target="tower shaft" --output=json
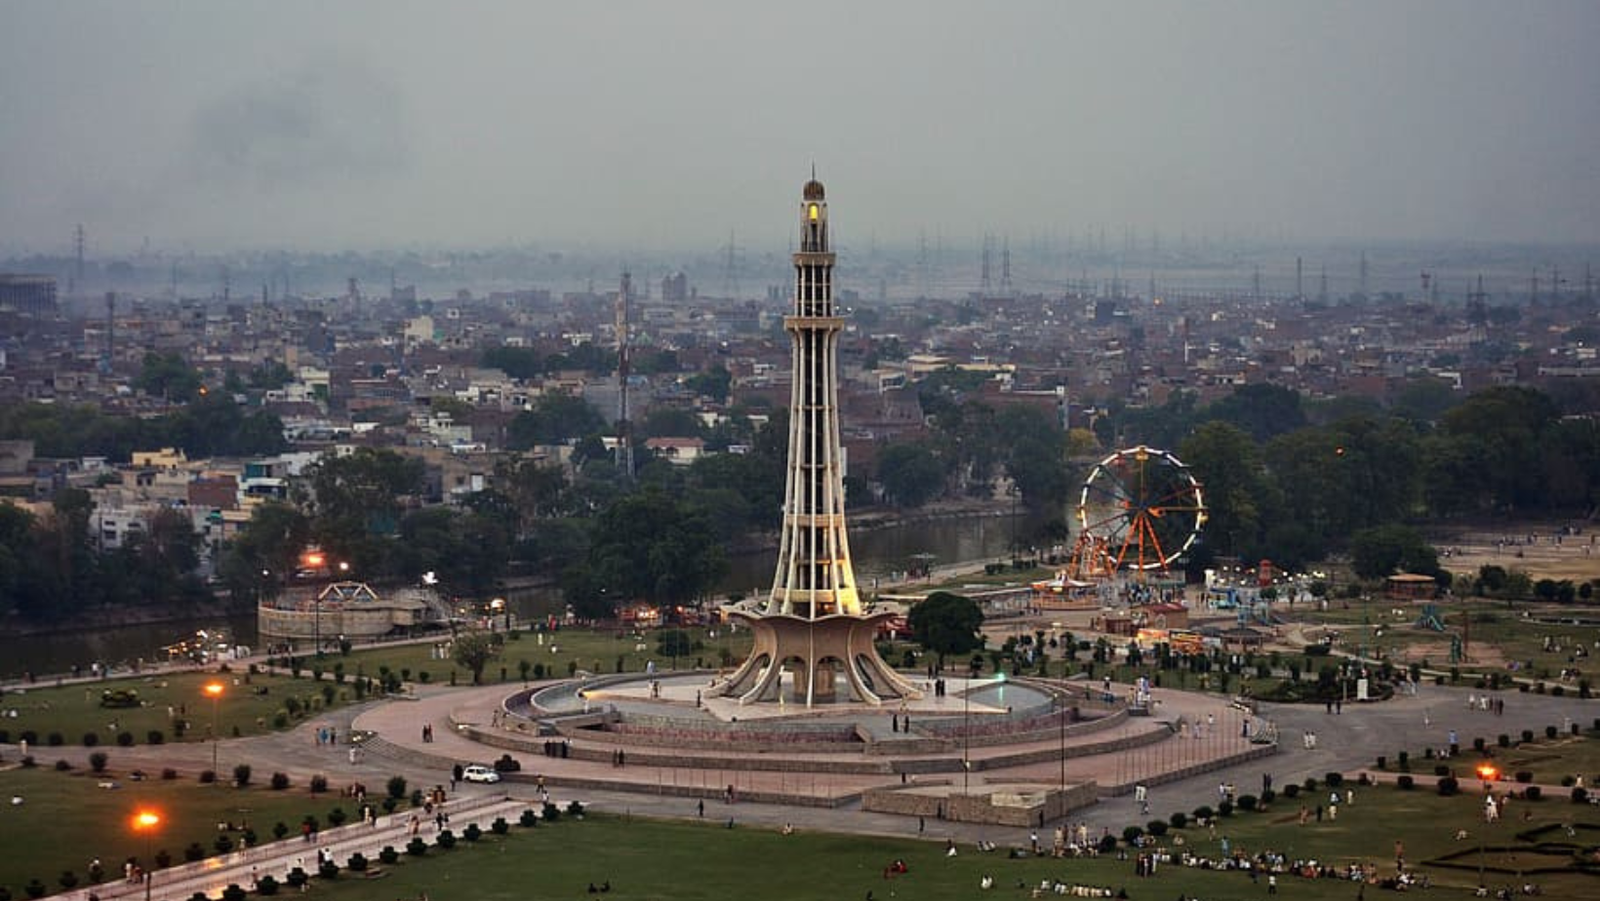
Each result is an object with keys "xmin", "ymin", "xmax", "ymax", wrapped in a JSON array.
[{"xmin": 764, "ymin": 184, "xmax": 858, "ymax": 618}]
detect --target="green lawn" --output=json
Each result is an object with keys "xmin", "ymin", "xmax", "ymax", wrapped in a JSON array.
[
  {"xmin": 0, "ymin": 767, "xmax": 362, "ymax": 894},
  {"xmin": 5, "ymin": 762, "xmax": 1600, "ymax": 900},
  {"xmin": 0, "ymin": 671, "xmax": 364, "ymax": 749},
  {"xmin": 336, "ymin": 626, "xmax": 754, "ymax": 687}
]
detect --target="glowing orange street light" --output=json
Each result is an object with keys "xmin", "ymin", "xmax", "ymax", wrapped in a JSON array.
[
  {"xmin": 1477, "ymin": 764, "xmax": 1498, "ymax": 781},
  {"xmin": 204, "ymin": 682, "xmax": 225, "ymax": 779},
  {"xmin": 131, "ymin": 810, "xmax": 161, "ymax": 901}
]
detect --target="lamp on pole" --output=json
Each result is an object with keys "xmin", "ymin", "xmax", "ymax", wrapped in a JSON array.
[
  {"xmin": 1477, "ymin": 763, "xmax": 1498, "ymax": 888},
  {"xmin": 962, "ymin": 680, "xmax": 971, "ymax": 794},
  {"xmin": 204, "ymin": 681, "xmax": 224, "ymax": 780},
  {"xmin": 132, "ymin": 809, "xmax": 160, "ymax": 901}
]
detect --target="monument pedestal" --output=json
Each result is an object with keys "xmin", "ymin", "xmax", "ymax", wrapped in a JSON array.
[{"xmin": 716, "ymin": 611, "xmax": 923, "ymax": 707}]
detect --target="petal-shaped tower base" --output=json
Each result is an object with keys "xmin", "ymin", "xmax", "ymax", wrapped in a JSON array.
[{"xmin": 714, "ymin": 611, "xmax": 923, "ymax": 707}]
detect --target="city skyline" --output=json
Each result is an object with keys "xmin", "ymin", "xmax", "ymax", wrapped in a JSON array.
[{"xmin": 3, "ymin": 1, "xmax": 1598, "ymax": 255}]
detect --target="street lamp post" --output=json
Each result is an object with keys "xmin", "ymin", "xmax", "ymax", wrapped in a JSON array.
[
  {"xmin": 962, "ymin": 681, "xmax": 971, "ymax": 794},
  {"xmin": 1477, "ymin": 764, "xmax": 1498, "ymax": 888},
  {"xmin": 204, "ymin": 681, "xmax": 224, "ymax": 780},
  {"xmin": 132, "ymin": 810, "xmax": 160, "ymax": 901}
]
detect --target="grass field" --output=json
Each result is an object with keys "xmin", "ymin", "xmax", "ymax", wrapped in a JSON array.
[
  {"xmin": 0, "ymin": 671, "xmax": 364, "ymax": 749},
  {"xmin": 336, "ymin": 625, "xmax": 755, "ymax": 687},
  {"xmin": 5, "ymin": 747, "xmax": 1600, "ymax": 899},
  {"xmin": 259, "ymin": 789, "xmax": 1600, "ymax": 901},
  {"xmin": 0, "ymin": 766, "xmax": 361, "ymax": 893}
]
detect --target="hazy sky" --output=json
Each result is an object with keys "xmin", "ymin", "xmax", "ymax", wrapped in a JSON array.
[{"xmin": 3, "ymin": 1, "xmax": 1597, "ymax": 254}]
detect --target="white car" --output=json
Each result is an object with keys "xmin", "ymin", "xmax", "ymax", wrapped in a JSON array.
[{"xmin": 461, "ymin": 765, "xmax": 501, "ymax": 784}]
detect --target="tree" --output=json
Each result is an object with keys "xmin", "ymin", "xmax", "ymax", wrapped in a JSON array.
[
  {"xmin": 451, "ymin": 631, "xmax": 502, "ymax": 685},
  {"xmin": 907, "ymin": 591, "xmax": 985, "ymax": 667},
  {"xmin": 506, "ymin": 394, "xmax": 606, "ymax": 449},
  {"xmin": 134, "ymin": 352, "xmax": 202, "ymax": 403},
  {"xmin": 877, "ymin": 443, "xmax": 943, "ymax": 508},
  {"xmin": 1200, "ymin": 383, "xmax": 1307, "ymax": 443},
  {"xmin": 684, "ymin": 365, "xmax": 732, "ymax": 403},
  {"xmin": 1348, "ymin": 524, "xmax": 1440, "ymax": 581},
  {"xmin": 1180, "ymin": 422, "xmax": 1267, "ymax": 558}
]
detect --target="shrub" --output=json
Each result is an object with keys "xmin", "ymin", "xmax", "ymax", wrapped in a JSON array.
[
  {"xmin": 1437, "ymin": 776, "xmax": 1460, "ymax": 796},
  {"xmin": 285, "ymin": 868, "xmax": 308, "ymax": 889},
  {"xmin": 147, "ymin": 730, "xmax": 164, "ymax": 745},
  {"xmin": 310, "ymin": 774, "xmax": 328, "ymax": 794},
  {"xmin": 1122, "ymin": 825, "xmax": 1144, "ymax": 844},
  {"xmin": 256, "ymin": 875, "xmax": 279, "ymax": 896},
  {"xmin": 54, "ymin": 759, "xmax": 71, "ymax": 771},
  {"xmin": 567, "ymin": 801, "xmax": 585, "ymax": 817},
  {"xmin": 491, "ymin": 817, "xmax": 510, "ymax": 835},
  {"xmin": 327, "ymin": 808, "xmax": 348, "ymax": 827},
  {"xmin": 1473, "ymin": 737, "xmax": 1486, "ymax": 752},
  {"xmin": 242, "ymin": 829, "xmax": 257, "ymax": 847},
  {"xmin": 494, "ymin": 754, "xmax": 521, "ymax": 773},
  {"xmin": 24, "ymin": 879, "xmax": 45, "ymax": 899},
  {"xmin": 233, "ymin": 764, "xmax": 251, "ymax": 787},
  {"xmin": 272, "ymin": 821, "xmax": 289, "ymax": 840},
  {"xmin": 1522, "ymin": 730, "xmax": 1535, "ymax": 743},
  {"xmin": 270, "ymin": 772, "xmax": 290, "ymax": 790},
  {"xmin": 1552, "ymin": 686, "xmax": 1565, "ymax": 697},
  {"xmin": 1169, "ymin": 812, "xmax": 1188, "ymax": 829},
  {"xmin": 57, "ymin": 871, "xmax": 78, "ymax": 890},
  {"xmin": 1524, "ymin": 786, "xmax": 1542, "ymax": 801},
  {"xmin": 78, "ymin": 733, "xmax": 95, "ymax": 747},
  {"xmin": 89, "ymin": 752, "xmax": 108, "ymax": 773},
  {"xmin": 1375, "ymin": 756, "xmax": 1386, "ymax": 769},
  {"xmin": 1146, "ymin": 820, "xmax": 1168, "ymax": 837},
  {"xmin": 1573, "ymin": 787, "xmax": 1589, "ymax": 804},
  {"xmin": 1283, "ymin": 784, "xmax": 1300, "ymax": 799},
  {"xmin": 317, "ymin": 861, "xmax": 337, "ymax": 880},
  {"xmin": 1192, "ymin": 805, "xmax": 1214, "ymax": 820},
  {"xmin": 1434, "ymin": 765, "xmax": 1452, "ymax": 777},
  {"xmin": 155, "ymin": 851, "xmax": 172, "ymax": 868},
  {"xmin": 346, "ymin": 853, "xmax": 367, "ymax": 872},
  {"xmin": 116, "ymin": 732, "xmax": 134, "ymax": 748},
  {"xmin": 1546, "ymin": 726, "xmax": 1559, "ymax": 739},
  {"xmin": 19, "ymin": 755, "xmax": 35, "ymax": 768},
  {"xmin": 214, "ymin": 834, "xmax": 234, "ymax": 854},
  {"xmin": 184, "ymin": 842, "xmax": 206, "ymax": 862},
  {"xmin": 221, "ymin": 884, "xmax": 246, "ymax": 901},
  {"xmin": 1237, "ymin": 794, "xmax": 1258, "ymax": 811},
  {"xmin": 1261, "ymin": 788, "xmax": 1276, "ymax": 803},
  {"xmin": 382, "ymin": 798, "xmax": 397, "ymax": 813},
  {"xmin": 1098, "ymin": 835, "xmax": 1117, "ymax": 854},
  {"xmin": 1397, "ymin": 775, "xmax": 1415, "ymax": 790},
  {"xmin": 543, "ymin": 802, "xmax": 561, "ymax": 822},
  {"xmin": 463, "ymin": 823, "xmax": 483, "ymax": 842},
  {"xmin": 406, "ymin": 837, "xmax": 428, "ymax": 856},
  {"xmin": 1498, "ymin": 734, "xmax": 1511, "ymax": 748},
  {"xmin": 519, "ymin": 809, "xmax": 539, "ymax": 828},
  {"xmin": 1515, "ymin": 771, "xmax": 1533, "ymax": 784},
  {"xmin": 161, "ymin": 767, "xmax": 178, "ymax": 780},
  {"xmin": 387, "ymin": 776, "xmax": 408, "ymax": 800},
  {"xmin": 1561, "ymin": 775, "xmax": 1576, "ymax": 787},
  {"xmin": 378, "ymin": 846, "xmax": 400, "ymax": 865},
  {"xmin": 1325, "ymin": 772, "xmax": 1343, "ymax": 787},
  {"xmin": 410, "ymin": 789, "xmax": 424, "ymax": 808},
  {"xmin": 436, "ymin": 829, "xmax": 456, "ymax": 849},
  {"xmin": 1398, "ymin": 751, "xmax": 1410, "ymax": 769}
]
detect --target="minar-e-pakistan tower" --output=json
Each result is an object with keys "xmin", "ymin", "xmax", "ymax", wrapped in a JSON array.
[{"xmin": 715, "ymin": 177, "xmax": 921, "ymax": 707}]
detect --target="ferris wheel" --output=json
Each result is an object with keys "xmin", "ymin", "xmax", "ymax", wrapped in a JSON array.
[{"xmin": 1076, "ymin": 445, "xmax": 1207, "ymax": 573}]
